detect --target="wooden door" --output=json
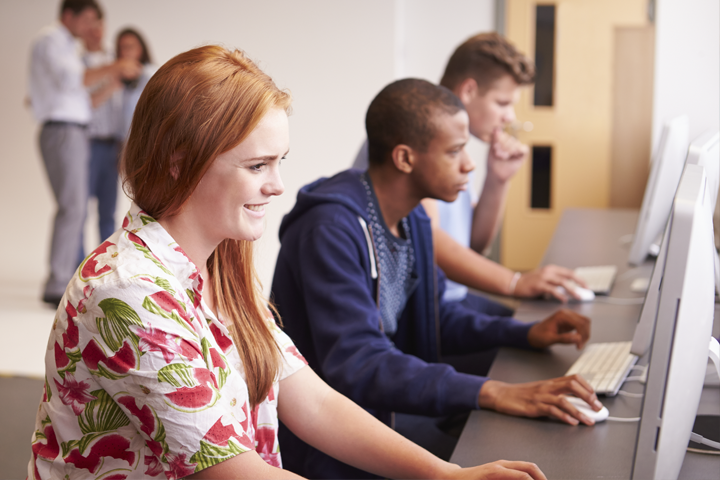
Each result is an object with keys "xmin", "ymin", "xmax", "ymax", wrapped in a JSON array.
[{"xmin": 501, "ymin": 0, "xmax": 652, "ymax": 270}]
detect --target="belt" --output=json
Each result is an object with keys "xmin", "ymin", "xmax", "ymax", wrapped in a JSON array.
[
  {"xmin": 43, "ymin": 120, "xmax": 87, "ymax": 129},
  {"xmin": 90, "ymin": 137, "xmax": 118, "ymax": 144}
]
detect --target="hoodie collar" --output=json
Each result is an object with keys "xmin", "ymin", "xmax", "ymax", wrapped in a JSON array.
[{"xmin": 279, "ymin": 169, "xmax": 371, "ymax": 239}]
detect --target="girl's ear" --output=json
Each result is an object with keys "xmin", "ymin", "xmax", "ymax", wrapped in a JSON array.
[{"xmin": 169, "ymin": 151, "xmax": 183, "ymax": 179}]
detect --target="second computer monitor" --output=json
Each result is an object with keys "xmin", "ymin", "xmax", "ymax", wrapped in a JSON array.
[
  {"xmin": 631, "ymin": 164, "xmax": 716, "ymax": 480},
  {"xmin": 628, "ymin": 115, "xmax": 690, "ymax": 266}
]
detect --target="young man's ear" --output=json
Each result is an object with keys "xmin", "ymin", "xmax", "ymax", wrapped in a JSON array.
[
  {"xmin": 391, "ymin": 144, "xmax": 414, "ymax": 174},
  {"xmin": 455, "ymin": 77, "xmax": 479, "ymax": 104}
]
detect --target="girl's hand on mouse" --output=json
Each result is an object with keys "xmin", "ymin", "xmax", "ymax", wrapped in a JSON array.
[{"xmin": 478, "ymin": 375, "xmax": 602, "ymax": 426}]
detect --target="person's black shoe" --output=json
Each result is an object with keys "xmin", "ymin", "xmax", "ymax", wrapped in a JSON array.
[{"xmin": 42, "ymin": 294, "xmax": 62, "ymax": 308}]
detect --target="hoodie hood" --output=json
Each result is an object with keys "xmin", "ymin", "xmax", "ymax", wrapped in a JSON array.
[{"xmin": 279, "ymin": 169, "xmax": 369, "ymax": 240}]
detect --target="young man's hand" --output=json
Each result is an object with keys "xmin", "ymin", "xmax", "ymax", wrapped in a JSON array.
[
  {"xmin": 479, "ymin": 376, "xmax": 602, "ymax": 426},
  {"xmin": 487, "ymin": 128, "xmax": 529, "ymax": 183},
  {"xmin": 514, "ymin": 265, "xmax": 588, "ymax": 301},
  {"xmin": 527, "ymin": 309, "xmax": 591, "ymax": 350}
]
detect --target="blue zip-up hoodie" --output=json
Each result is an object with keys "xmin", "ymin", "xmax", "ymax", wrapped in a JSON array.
[{"xmin": 272, "ymin": 169, "xmax": 535, "ymax": 478}]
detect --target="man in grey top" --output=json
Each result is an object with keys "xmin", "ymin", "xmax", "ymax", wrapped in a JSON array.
[{"xmin": 29, "ymin": 0, "xmax": 139, "ymax": 305}]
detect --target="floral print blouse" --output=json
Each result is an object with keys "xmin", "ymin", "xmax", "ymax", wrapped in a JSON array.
[{"xmin": 29, "ymin": 204, "xmax": 308, "ymax": 479}]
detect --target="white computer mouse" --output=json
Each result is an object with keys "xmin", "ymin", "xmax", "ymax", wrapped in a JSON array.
[
  {"xmin": 555, "ymin": 285, "xmax": 596, "ymax": 302},
  {"xmin": 565, "ymin": 395, "xmax": 609, "ymax": 423}
]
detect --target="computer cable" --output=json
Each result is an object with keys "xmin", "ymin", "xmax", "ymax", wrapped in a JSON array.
[
  {"xmin": 616, "ymin": 390, "xmax": 644, "ymax": 398},
  {"xmin": 594, "ymin": 296, "xmax": 645, "ymax": 305},
  {"xmin": 606, "ymin": 416, "xmax": 640, "ymax": 422},
  {"xmin": 689, "ymin": 432, "xmax": 720, "ymax": 451},
  {"xmin": 614, "ymin": 266, "xmax": 643, "ymax": 282},
  {"xmin": 618, "ymin": 234, "xmax": 634, "ymax": 245},
  {"xmin": 624, "ymin": 376, "xmax": 645, "ymax": 383}
]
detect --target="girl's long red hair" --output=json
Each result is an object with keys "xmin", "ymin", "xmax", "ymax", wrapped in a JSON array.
[{"xmin": 122, "ymin": 45, "xmax": 291, "ymax": 407}]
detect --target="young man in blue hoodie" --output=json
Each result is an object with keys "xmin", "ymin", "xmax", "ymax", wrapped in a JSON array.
[
  {"xmin": 272, "ymin": 79, "xmax": 600, "ymax": 479},
  {"xmin": 353, "ymin": 33, "xmax": 587, "ymax": 308}
]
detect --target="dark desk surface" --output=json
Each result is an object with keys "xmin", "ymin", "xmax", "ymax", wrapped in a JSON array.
[{"xmin": 451, "ymin": 208, "xmax": 720, "ymax": 480}]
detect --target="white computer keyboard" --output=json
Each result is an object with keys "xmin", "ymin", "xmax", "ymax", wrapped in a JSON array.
[
  {"xmin": 565, "ymin": 341, "xmax": 638, "ymax": 396},
  {"xmin": 574, "ymin": 265, "xmax": 618, "ymax": 295}
]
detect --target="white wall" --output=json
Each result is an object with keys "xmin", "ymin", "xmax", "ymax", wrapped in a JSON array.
[
  {"xmin": 652, "ymin": 0, "xmax": 720, "ymax": 145},
  {"xmin": 0, "ymin": 0, "xmax": 494, "ymax": 295},
  {"xmin": 399, "ymin": 0, "xmax": 495, "ymax": 81}
]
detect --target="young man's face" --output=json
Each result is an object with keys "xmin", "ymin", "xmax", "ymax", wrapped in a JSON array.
[
  {"xmin": 62, "ymin": 7, "xmax": 99, "ymax": 40},
  {"xmin": 411, "ymin": 109, "xmax": 473, "ymax": 203},
  {"xmin": 463, "ymin": 74, "xmax": 520, "ymax": 143}
]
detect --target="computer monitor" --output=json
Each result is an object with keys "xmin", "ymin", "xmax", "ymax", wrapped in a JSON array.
[
  {"xmin": 686, "ymin": 130, "xmax": 720, "ymax": 296},
  {"xmin": 628, "ymin": 115, "xmax": 690, "ymax": 266},
  {"xmin": 686, "ymin": 130, "xmax": 720, "ymax": 205},
  {"xmin": 630, "ymin": 130, "xmax": 720, "ymax": 356},
  {"xmin": 631, "ymin": 164, "xmax": 717, "ymax": 480}
]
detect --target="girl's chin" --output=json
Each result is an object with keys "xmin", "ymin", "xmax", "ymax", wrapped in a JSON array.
[{"xmin": 233, "ymin": 228, "xmax": 265, "ymax": 243}]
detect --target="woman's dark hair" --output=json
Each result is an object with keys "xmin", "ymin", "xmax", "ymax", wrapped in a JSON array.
[{"xmin": 116, "ymin": 27, "xmax": 152, "ymax": 65}]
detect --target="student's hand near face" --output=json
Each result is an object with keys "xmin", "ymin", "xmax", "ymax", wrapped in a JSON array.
[
  {"xmin": 479, "ymin": 376, "xmax": 602, "ymax": 426},
  {"xmin": 527, "ymin": 309, "xmax": 591, "ymax": 350},
  {"xmin": 514, "ymin": 265, "xmax": 589, "ymax": 302},
  {"xmin": 487, "ymin": 127, "xmax": 529, "ymax": 184}
]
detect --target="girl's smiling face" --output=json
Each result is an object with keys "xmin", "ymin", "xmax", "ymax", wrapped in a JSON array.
[{"xmin": 183, "ymin": 107, "xmax": 288, "ymax": 244}]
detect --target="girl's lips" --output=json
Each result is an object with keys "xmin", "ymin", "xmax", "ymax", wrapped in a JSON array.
[{"xmin": 244, "ymin": 204, "xmax": 266, "ymax": 217}]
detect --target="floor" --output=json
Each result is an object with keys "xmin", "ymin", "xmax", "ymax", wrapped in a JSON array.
[
  {"xmin": 1, "ymin": 376, "xmax": 43, "ymax": 479},
  {"xmin": 0, "ymin": 278, "xmax": 55, "ymax": 479}
]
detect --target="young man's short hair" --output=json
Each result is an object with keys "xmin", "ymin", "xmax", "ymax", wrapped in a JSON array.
[
  {"xmin": 60, "ymin": 0, "xmax": 101, "ymax": 17},
  {"xmin": 440, "ymin": 32, "xmax": 535, "ymax": 93},
  {"xmin": 366, "ymin": 78, "xmax": 465, "ymax": 166}
]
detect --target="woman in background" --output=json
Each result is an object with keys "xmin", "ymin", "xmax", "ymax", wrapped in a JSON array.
[
  {"xmin": 116, "ymin": 27, "xmax": 157, "ymax": 139},
  {"xmin": 28, "ymin": 45, "xmax": 545, "ymax": 480}
]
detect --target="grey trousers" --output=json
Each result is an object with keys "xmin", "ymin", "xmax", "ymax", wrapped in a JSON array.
[{"xmin": 39, "ymin": 123, "xmax": 89, "ymax": 299}]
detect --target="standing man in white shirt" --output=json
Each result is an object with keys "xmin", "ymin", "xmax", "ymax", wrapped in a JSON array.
[{"xmin": 29, "ymin": 0, "xmax": 139, "ymax": 306}]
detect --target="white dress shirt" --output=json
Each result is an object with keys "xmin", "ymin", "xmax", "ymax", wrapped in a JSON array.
[{"xmin": 29, "ymin": 23, "xmax": 91, "ymax": 124}]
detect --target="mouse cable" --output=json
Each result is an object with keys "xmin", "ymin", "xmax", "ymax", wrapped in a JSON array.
[
  {"xmin": 614, "ymin": 266, "xmax": 643, "ymax": 282},
  {"xmin": 606, "ymin": 416, "xmax": 640, "ymax": 422},
  {"xmin": 624, "ymin": 376, "xmax": 646, "ymax": 383},
  {"xmin": 617, "ymin": 390, "xmax": 644, "ymax": 398},
  {"xmin": 690, "ymin": 432, "xmax": 720, "ymax": 450}
]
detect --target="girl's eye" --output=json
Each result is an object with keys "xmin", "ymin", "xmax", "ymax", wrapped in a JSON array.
[{"xmin": 251, "ymin": 162, "xmax": 267, "ymax": 172}]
